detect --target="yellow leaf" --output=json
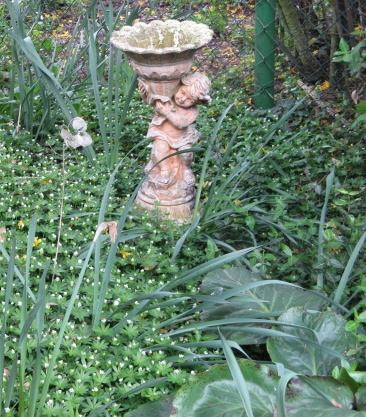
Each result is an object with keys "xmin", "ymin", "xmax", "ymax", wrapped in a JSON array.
[
  {"xmin": 33, "ymin": 237, "xmax": 42, "ymax": 247},
  {"xmin": 319, "ymin": 80, "xmax": 330, "ymax": 91}
]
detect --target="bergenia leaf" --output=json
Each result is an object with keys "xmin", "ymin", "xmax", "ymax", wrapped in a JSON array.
[
  {"xmin": 267, "ymin": 308, "xmax": 356, "ymax": 376},
  {"xmin": 171, "ymin": 360, "xmax": 278, "ymax": 417}
]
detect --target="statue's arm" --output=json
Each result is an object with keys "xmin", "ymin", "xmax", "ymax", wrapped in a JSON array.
[
  {"xmin": 166, "ymin": 107, "xmax": 198, "ymax": 129},
  {"xmin": 155, "ymin": 101, "xmax": 198, "ymax": 128}
]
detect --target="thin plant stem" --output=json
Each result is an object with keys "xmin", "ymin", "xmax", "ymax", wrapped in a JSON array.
[
  {"xmin": 52, "ymin": 144, "xmax": 66, "ymax": 281},
  {"xmin": 316, "ymin": 166, "xmax": 335, "ymax": 289}
]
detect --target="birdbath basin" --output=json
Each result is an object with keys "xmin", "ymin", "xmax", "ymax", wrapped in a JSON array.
[{"xmin": 111, "ymin": 20, "xmax": 213, "ymax": 96}]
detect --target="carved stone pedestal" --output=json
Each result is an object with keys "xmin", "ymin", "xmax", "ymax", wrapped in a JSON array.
[{"xmin": 111, "ymin": 20, "xmax": 213, "ymax": 223}]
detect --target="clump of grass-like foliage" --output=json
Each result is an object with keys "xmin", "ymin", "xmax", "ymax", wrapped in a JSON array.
[{"xmin": 0, "ymin": 0, "xmax": 365, "ymax": 416}]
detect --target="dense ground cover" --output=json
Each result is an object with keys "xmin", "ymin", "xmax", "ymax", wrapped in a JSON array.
[
  {"xmin": 1, "ymin": 84, "xmax": 365, "ymax": 415},
  {"xmin": 0, "ymin": 0, "xmax": 366, "ymax": 416}
]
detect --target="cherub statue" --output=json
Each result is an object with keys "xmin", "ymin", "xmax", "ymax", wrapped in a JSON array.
[{"xmin": 139, "ymin": 72, "xmax": 211, "ymax": 187}]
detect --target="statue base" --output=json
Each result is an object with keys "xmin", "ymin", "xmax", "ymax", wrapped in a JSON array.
[{"xmin": 135, "ymin": 192, "xmax": 195, "ymax": 225}]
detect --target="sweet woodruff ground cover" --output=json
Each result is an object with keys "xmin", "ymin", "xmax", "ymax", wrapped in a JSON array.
[
  {"xmin": 0, "ymin": 81, "xmax": 365, "ymax": 415},
  {"xmin": 0, "ymin": 1, "xmax": 365, "ymax": 414}
]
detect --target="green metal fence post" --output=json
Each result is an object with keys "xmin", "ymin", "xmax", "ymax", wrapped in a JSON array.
[{"xmin": 254, "ymin": 0, "xmax": 276, "ymax": 109}]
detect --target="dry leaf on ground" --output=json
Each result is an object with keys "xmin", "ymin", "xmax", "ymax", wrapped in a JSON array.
[{"xmin": 93, "ymin": 221, "xmax": 118, "ymax": 243}]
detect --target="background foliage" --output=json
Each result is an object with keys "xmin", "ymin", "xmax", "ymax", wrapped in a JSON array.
[{"xmin": 0, "ymin": 0, "xmax": 365, "ymax": 416}]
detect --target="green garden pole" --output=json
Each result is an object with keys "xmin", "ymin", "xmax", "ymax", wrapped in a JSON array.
[{"xmin": 254, "ymin": 0, "xmax": 276, "ymax": 109}]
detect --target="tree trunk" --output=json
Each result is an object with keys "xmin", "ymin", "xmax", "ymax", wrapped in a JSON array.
[
  {"xmin": 276, "ymin": 0, "xmax": 321, "ymax": 81},
  {"xmin": 327, "ymin": 0, "xmax": 350, "ymax": 93},
  {"xmin": 360, "ymin": 0, "xmax": 366, "ymax": 28}
]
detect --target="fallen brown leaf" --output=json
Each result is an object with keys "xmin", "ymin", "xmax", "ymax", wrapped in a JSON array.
[{"xmin": 93, "ymin": 221, "xmax": 118, "ymax": 243}]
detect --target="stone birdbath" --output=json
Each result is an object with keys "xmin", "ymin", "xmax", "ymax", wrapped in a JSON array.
[{"xmin": 110, "ymin": 20, "xmax": 213, "ymax": 223}]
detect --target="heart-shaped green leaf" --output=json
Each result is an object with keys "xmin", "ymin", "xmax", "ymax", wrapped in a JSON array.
[
  {"xmin": 200, "ymin": 267, "xmax": 325, "ymax": 344},
  {"xmin": 283, "ymin": 376, "xmax": 365, "ymax": 416},
  {"xmin": 170, "ymin": 360, "xmax": 279, "ymax": 417},
  {"xmin": 267, "ymin": 308, "xmax": 356, "ymax": 375}
]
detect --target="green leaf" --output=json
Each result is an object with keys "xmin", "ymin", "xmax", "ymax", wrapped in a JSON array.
[
  {"xmin": 245, "ymin": 215, "xmax": 256, "ymax": 230},
  {"xmin": 0, "ymin": 238, "xmax": 16, "ymax": 417},
  {"xmin": 355, "ymin": 385, "xmax": 366, "ymax": 409},
  {"xmin": 356, "ymin": 101, "xmax": 366, "ymax": 114},
  {"xmin": 88, "ymin": 377, "xmax": 168, "ymax": 417},
  {"xmin": 206, "ymin": 237, "xmax": 219, "ymax": 260},
  {"xmin": 42, "ymin": 39, "xmax": 53, "ymax": 52},
  {"xmin": 124, "ymin": 394, "xmax": 174, "ymax": 417},
  {"xmin": 316, "ymin": 166, "xmax": 335, "ymax": 289},
  {"xmin": 337, "ymin": 367, "xmax": 360, "ymax": 395},
  {"xmin": 284, "ymin": 376, "xmax": 363, "ymax": 416},
  {"xmin": 200, "ymin": 267, "xmax": 325, "ymax": 344},
  {"xmin": 357, "ymin": 311, "xmax": 366, "ymax": 321},
  {"xmin": 281, "ymin": 243, "xmax": 293, "ymax": 257},
  {"xmin": 170, "ymin": 360, "xmax": 278, "ymax": 417},
  {"xmin": 333, "ymin": 231, "xmax": 366, "ymax": 305},
  {"xmin": 345, "ymin": 320, "xmax": 358, "ymax": 332},
  {"xmin": 267, "ymin": 308, "xmax": 356, "ymax": 375},
  {"xmin": 339, "ymin": 38, "xmax": 350, "ymax": 53},
  {"xmin": 328, "ymin": 258, "xmax": 343, "ymax": 269},
  {"xmin": 349, "ymin": 372, "xmax": 366, "ymax": 384},
  {"xmin": 219, "ymin": 330, "xmax": 254, "ymax": 417},
  {"xmin": 333, "ymin": 198, "xmax": 349, "ymax": 206},
  {"xmin": 336, "ymin": 188, "xmax": 362, "ymax": 196},
  {"xmin": 171, "ymin": 215, "xmax": 200, "ymax": 261}
]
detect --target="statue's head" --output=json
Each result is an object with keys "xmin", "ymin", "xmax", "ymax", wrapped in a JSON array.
[{"xmin": 179, "ymin": 73, "xmax": 212, "ymax": 106}]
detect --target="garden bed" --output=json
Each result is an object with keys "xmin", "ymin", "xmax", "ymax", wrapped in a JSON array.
[{"xmin": 0, "ymin": 1, "xmax": 365, "ymax": 416}]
